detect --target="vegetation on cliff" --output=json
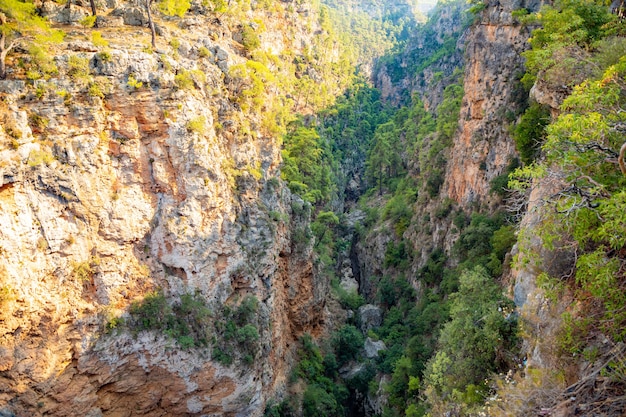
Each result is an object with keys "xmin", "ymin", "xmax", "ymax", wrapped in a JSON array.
[
  {"xmin": 4, "ymin": 0, "xmax": 626, "ymax": 415},
  {"xmin": 499, "ymin": 0, "xmax": 626, "ymax": 413}
]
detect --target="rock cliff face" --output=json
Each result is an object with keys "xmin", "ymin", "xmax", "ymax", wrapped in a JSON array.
[
  {"xmin": 443, "ymin": 0, "xmax": 540, "ymax": 208},
  {"xmin": 358, "ymin": 0, "xmax": 539, "ymax": 284},
  {"xmin": 374, "ymin": 0, "xmax": 468, "ymax": 109},
  {"xmin": 0, "ymin": 2, "xmax": 331, "ymax": 416}
]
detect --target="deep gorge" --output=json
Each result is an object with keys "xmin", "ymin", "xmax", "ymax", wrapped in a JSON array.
[{"xmin": 1, "ymin": 0, "xmax": 626, "ymax": 416}]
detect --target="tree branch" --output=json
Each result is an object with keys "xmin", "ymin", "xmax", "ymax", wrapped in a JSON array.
[{"xmin": 618, "ymin": 142, "xmax": 626, "ymax": 175}]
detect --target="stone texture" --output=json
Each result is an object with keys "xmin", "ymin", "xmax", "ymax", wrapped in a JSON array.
[
  {"xmin": 444, "ymin": 0, "xmax": 537, "ymax": 207},
  {"xmin": 363, "ymin": 337, "xmax": 386, "ymax": 359},
  {"xmin": 0, "ymin": 1, "xmax": 331, "ymax": 416},
  {"xmin": 358, "ymin": 304, "xmax": 382, "ymax": 333}
]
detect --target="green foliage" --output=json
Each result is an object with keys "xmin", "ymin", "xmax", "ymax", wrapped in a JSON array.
[
  {"xmin": 424, "ymin": 266, "xmax": 518, "ymax": 397},
  {"xmin": 198, "ymin": 46, "xmax": 210, "ymax": 58},
  {"xmin": 281, "ymin": 121, "xmax": 333, "ymax": 204},
  {"xmin": 511, "ymin": 48, "xmax": 626, "ymax": 351},
  {"xmin": 454, "ymin": 213, "xmax": 513, "ymax": 277},
  {"xmin": 332, "ymin": 325, "xmax": 365, "ymax": 366},
  {"xmin": 67, "ymin": 55, "xmax": 90, "ymax": 80},
  {"xmin": 128, "ymin": 290, "xmax": 212, "ymax": 349},
  {"xmin": 91, "ymin": 31, "xmax": 108, "ymax": 47},
  {"xmin": 158, "ymin": 0, "xmax": 191, "ymax": 17},
  {"xmin": 186, "ymin": 116, "xmax": 207, "ymax": 134},
  {"xmin": 79, "ymin": 15, "xmax": 97, "ymax": 28},
  {"xmin": 28, "ymin": 112, "xmax": 48, "ymax": 132},
  {"xmin": 26, "ymin": 45, "xmax": 58, "ymax": 80},
  {"xmin": 127, "ymin": 74, "xmax": 143, "ymax": 90},
  {"xmin": 169, "ymin": 37, "xmax": 181, "ymax": 50},
  {"xmin": 291, "ymin": 334, "xmax": 352, "ymax": 417},
  {"xmin": 418, "ymin": 248, "xmax": 447, "ymax": 285},
  {"xmin": 213, "ymin": 295, "xmax": 261, "ymax": 364},
  {"xmin": 490, "ymin": 158, "xmax": 520, "ymax": 196},
  {"xmin": 229, "ymin": 60, "xmax": 275, "ymax": 113},
  {"xmin": 96, "ymin": 50, "xmax": 111, "ymax": 62},
  {"xmin": 374, "ymin": 0, "xmax": 469, "ymax": 87},
  {"xmin": 87, "ymin": 78, "xmax": 111, "ymax": 99},
  {"xmin": 175, "ymin": 68, "xmax": 204, "ymax": 90},
  {"xmin": 264, "ymin": 399, "xmax": 297, "ymax": 417},
  {"xmin": 436, "ymin": 83, "xmax": 464, "ymax": 140},
  {"xmin": 520, "ymin": 0, "xmax": 617, "ymax": 89},
  {"xmin": 512, "ymin": 101, "xmax": 551, "ymax": 164},
  {"xmin": 28, "ymin": 149, "xmax": 54, "ymax": 167},
  {"xmin": 382, "ymin": 180, "xmax": 417, "ymax": 236},
  {"xmin": 384, "ymin": 240, "xmax": 411, "ymax": 270},
  {"xmin": 0, "ymin": 0, "xmax": 65, "ymax": 79},
  {"xmin": 468, "ymin": 1, "xmax": 487, "ymax": 15},
  {"xmin": 241, "ymin": 25, "xmax": 260, "ymax": 52},
  {"xmin": 71, "ymin": 258, "xmax": 97, "ymax": 282},
  {"xmin": 302, "ymin": 384, "xmax": 340, "ymax": 417}
]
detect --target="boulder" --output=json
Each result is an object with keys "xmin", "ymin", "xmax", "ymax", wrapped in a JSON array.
[{"xmin": 358, "ymin": 304, "xmax": 382, "ymax": 333}]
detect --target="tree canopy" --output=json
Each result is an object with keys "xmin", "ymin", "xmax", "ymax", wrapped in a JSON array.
[{"xmin": 0, "ymin": 0, "xmax": 63, "ymax": 79}]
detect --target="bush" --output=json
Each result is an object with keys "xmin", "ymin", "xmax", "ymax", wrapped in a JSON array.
[
  {"xmin": 67, "ymin": 55, "xmax": 90, "ymax": 80},
  {"xmin": 212, "ymin": 295, "xmax": 261, "ymax": 363},
  {"xmin": 186, "ymin": 116, "xmax": 207, "ymax": 134},
  {"xmin": 331, "ymin": 278, "xmax": 365, "ymax": 310},
  {"xmin": 128, "ymin": 290, "xmax": 212, "ymax": 349},
  {"xmin": 241, "ymin": 25, "xmax": 261, "ymax": 52},
  {"xmin": 28, "ymin": 149, "xmax": 54, "ymax": 167},
  {"xmin": 96, "ymin": 51, "xmax": 111, "ymax": 62},
  {"xmin": 512, "ymin": 102, "xmax": 550, "ymax": 164},
  {"xmin": 169, "ymin": 37, "xmax": 181, "ymax": 50},
  {"xmin": 424, "ymin": 266, "xmax": 519, "ymax": 397},
  {"xmin": 175, "ymin": 69, "xmax": 195, "ymax": 90},
  {"xmin": 384, "ymin": 240, "xmax": 411, "ymax": 270},
  {"xmin": 332, "ymin": 325, "xmax": 365, "ymax": 366},
  {"xmin": 79, "ymin": 15, "xmax": 97, "ymax": 28},
  {"xmin": 91, "ymin": 31, "xmax": 109, "ymax": 47},
  {"xmin": 127, "ymin": 74, "xmax": 143, "ymax": 90},
  {"xmin": 198, "ymin": 46, "xmax": 211, "ymax": 58}
]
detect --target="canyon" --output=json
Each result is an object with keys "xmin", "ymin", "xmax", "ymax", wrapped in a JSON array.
[{"xmin": 1, "ymin": 0, "xmax": 625, "ymax": 416}]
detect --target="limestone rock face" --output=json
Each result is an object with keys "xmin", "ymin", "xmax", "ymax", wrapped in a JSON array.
[
  {"xmin": 358, "ymin": 304, "xmax": 382, "ymax": 333},
  {"xmin": 363, "ymin": 337, "xmax": 386, "ymax": 359},
  {"xmin": 374, "ymin": 1, "xmax": 468, "ymax": 110},
  {"xmin": 0, "ymin": 2, "xmax": 328, "ymax": 416},
  {"xmin": 444, "ymin": 0, "xmax": 538, "ymax": 207}
]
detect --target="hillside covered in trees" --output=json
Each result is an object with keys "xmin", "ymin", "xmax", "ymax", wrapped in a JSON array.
[{"xmin": 0, "ymin": 0, "xmax": 625, "ymax": 416}]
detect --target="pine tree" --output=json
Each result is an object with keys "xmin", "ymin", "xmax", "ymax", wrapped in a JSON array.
[{"xmin": 144, "ymin": 0, "xmax": 191, "ymax": 48}]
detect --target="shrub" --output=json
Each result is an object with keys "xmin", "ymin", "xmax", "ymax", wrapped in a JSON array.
[
  {"xmin": 28, "ymin": 112, "xmax": 49, "ymax": 132},
  {"xmin": 169, "ymin": 37, "xmax": 181, "ymax": 50},
  {"xmin": 331, "ymin": 278, "xmax": 365, "ymax": 310},
  {"xmin": 198, "ymin": 46, "xmax": 211, "ymax": 58},
  {"xmin": 91, "ymin": 31, "xmax": 109, "ymax": 48},
  {"xmin": 212, "ymin": 295, "xmax": 261, "ymax": 364},
  {"xmin": 174, "ymin": 69, "xmax": 198, "ymax": 90},
  {"xmin": 128, "ymin": 290, "xmax": 211, "ymax": 349},
  {"xmin": 96, "ymin": 50, "xmax": 111, "ymax": 62},
  {"xmin": 512, "ymin": 102, "xmax": 550, "ymax": 165},
  {"xmin": 79, "ymin": 15, "xmax": 97, "ymax": 28},
  {"xmin": 28, "ymin": 45, "xmax": 58, "ymax": 80},
  {"xmin": 67, "ymin": 55, "xmax": 90, "ymax": 80},
  {"xmin": 241, "ymin": 25, "xmax": 261, "ymax": 52},
  {"xmin": 186, "ymin": 116, "xmax": 207, "ymax": 134},
  {"xmin": 332, "ymin": 325, "xmax": 364, "ymax": 365},
  {"xmin": 424, "ymin": 266, "xmax": 518, "ymax": 397},
  {"xmin": 88, "ymin": 81, "xmax": 105, "ymax": 98},
  {"xmin": 127, "ymin": 74, "xmax": 143, "ymax": 90}
]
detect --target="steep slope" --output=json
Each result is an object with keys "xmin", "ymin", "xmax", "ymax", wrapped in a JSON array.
[
  {"xmin": 0, "ymin": 1, "xmax": 347, "ymax": 415},
  {"xmin": 443, "ymin": 0, "xmax": 539, "ymax": 208}
]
